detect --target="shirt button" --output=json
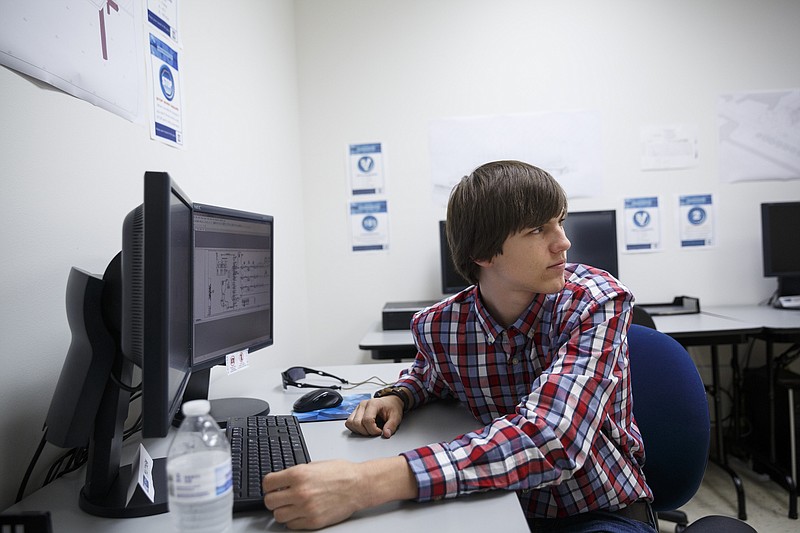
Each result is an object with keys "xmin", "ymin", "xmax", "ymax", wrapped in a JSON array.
[{"xmin": 511, "ymin": 357, "xmax": 519, "ymax": 365}]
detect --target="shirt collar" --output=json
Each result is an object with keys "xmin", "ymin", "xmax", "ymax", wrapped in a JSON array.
[{"xmin": 473, "ymin": 287, "xmax": 549, "ymax": 343}]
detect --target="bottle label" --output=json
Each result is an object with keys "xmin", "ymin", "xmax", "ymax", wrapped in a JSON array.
[{"xmin": 167, "ymin": 453, "xmax": 233, "ymax": 502}]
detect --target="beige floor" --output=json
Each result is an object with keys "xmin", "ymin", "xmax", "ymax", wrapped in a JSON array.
[{"xmin": 660, "ymin": 456, "xmax": 797, "ymax": 533}]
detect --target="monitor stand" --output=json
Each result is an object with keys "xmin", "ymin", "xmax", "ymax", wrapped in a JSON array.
[{"xmin": 174, "ymin": 368, "xmax": 270, "ymax": 428}]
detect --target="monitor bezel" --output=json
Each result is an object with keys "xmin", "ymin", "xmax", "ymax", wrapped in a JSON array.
[
  {"xmin": 761, "ymin": 201, "xmax": 800, "ymax": 278},
  {"xmin": 137, "ymin": 171, "xmax": 194, "ymax": 438},
  {"xmin": 562, "ymin": 209, "xmax": 620, "ymax": 280},
  {"xmin": 438, "ymin": 220, "xmax": 471, "ymax": 295}
]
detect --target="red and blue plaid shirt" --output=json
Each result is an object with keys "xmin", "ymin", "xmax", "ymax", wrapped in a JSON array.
[{"xmin": 397, "ymin": 263, "xmax": 653, "ymax": 518}]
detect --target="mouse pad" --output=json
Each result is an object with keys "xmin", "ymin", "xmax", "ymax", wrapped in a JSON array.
[{"xmin": 292, "ymin": 393, "xmax": 372, "ymax": 422}]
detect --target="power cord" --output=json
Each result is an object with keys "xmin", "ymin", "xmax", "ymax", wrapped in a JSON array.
[{"xmin": 341, "ymin": 375, "xmax": 392, "ymax": 390}]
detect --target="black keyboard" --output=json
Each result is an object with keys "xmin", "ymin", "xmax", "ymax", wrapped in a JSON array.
[{"xmin": 227, "ymin": 414, "xmax": 312, "ymax": 511}]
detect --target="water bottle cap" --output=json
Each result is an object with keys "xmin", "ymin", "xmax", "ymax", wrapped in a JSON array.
[{"xmin": 181, "ymin": 399, "xmax": 212, "ymax": 417}]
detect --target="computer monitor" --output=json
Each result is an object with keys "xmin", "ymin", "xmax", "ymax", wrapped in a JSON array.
[
  {"xmin": 180, "ymin": 203, "xmax": 274, "ymax": 424},
  {"xmin": 438, "ymin": 211, "xmax": 620, "ymax": 292},
  {"xmin": 44, "ymin": 171, "xmax": 193, "ymax": 517},
  {"xmin": 438, "ymin": 221, "xmax": 471, "ymax": 294},
  {"xmin": 761, "ymin": 201, "xmax": 800, "ymax": 297},
  {"xmin": 563, "ymin": 210, "xmax": 619, "ymax": 280}
]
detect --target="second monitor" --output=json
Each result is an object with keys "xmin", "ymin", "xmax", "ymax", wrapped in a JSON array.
[{"xmin": 181, "ymin": 203, "xmax": 275, "ymax": 425}]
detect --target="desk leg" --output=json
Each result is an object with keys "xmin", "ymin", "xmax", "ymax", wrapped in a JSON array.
[
  {"xmin": 764, "ymin": 340, "xmax": 799, "ymax": 519},
  {"xmin": 710, "ymin": 344, "xmax": 748, "ymax": 520},
  {"xmin": 790, "ymin": 389, "xmax": 798, "ymax": 519},
  {"xmin": 768, "ymin": 341, "xmax": 776, "ymax": 463},
  {"xmin": 731, "ymin": 344, "xmax": 742, "ymax": 445}
]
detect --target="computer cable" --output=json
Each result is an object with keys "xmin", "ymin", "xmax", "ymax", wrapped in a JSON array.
[{"xmin": 15, "ymin": 431, "xmax": 47, "ymax": 503}]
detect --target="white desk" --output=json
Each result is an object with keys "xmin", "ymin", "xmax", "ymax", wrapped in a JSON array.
[
  {"xmin": 360, "ymin": 312, "xmax": 766, "ymax": 360},
  {"xmin": 4, "ymin": 363, "xmax": 529, "ymax": 532},
  {"xmin": 703, "ymin": 305, "xmax": 800, "ymax": 520},
  {"xmin": 704, "ymin": 304, "xmax": 800, "ymax": 333}
]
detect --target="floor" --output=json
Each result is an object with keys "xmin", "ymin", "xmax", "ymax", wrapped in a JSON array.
[{"xmin": 660, "ymin": 456, "xmax": 797, "ymax": 532}]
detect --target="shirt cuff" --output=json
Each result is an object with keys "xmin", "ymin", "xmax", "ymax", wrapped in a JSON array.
[{"xmin": 401, "ymin": 443, "xmax": 460, "ymax": 501}]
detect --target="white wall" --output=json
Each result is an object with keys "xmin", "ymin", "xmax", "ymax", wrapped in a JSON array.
[
  {"xmin": 0, "ymin": 0, "xmax": 307, "ymax": 510},
  {"xmin": 295, "ymin": 0, "xmax": 800, "ymax": 367},
  {"xmin": 2, "ymin": 0, "xmax": 800, "ymax": 513}
]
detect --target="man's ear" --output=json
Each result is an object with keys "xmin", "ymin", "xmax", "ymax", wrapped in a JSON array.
[{"xmin": 474, "ymin": 257, "xmax": 492, "ymax": 268}]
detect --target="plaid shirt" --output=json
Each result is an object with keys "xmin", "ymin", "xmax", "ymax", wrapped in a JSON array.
[{"xmin": 397, "ymin": 263, "xmax": 652, "ymax": 518}]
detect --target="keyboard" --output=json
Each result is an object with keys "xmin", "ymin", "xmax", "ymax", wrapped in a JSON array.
[{"xmin": 227, "ymin": 414, "xmax": 312, "ymax": 511}]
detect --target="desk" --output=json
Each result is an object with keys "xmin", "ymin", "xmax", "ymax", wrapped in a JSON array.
[
  {"xmin": 359, "ymin": 325, "xmax": 418, "ymax": 362},
  {"xmin": 652, "ymin": 312, "xmax": 762, "ymax": 521},
  {"xmin": 4, "ymin": 363, "xmax": 529, "ymax": 532},
  {"xmin": 704, "ymin": 305, "xmax": 800, "ymax": 519}
]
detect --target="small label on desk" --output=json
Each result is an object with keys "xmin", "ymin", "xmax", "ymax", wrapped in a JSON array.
[
  {"xmin": 225, "ymin": 349, "xmax": 250, "ymax": 375},
  {"xmin": 126, "ymin": 444, "xmax": 155, "ymax": 505}
]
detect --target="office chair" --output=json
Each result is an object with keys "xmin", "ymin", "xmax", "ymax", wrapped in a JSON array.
[
  {"xmin": 627, "ymin": 325, "xmax": 756, "ymax": 533},
  {"xmin": 631, "ymin": 305, "xmax": 657, "ymax": 330}
]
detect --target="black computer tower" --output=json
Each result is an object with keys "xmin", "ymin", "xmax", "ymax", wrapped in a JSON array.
[
  {"xmin": 381, "ymin": 300, "xmax": 438, "ymax": 330},
  {"xmin": 742, "ymin": 366, "xmax": 800, "ymax": 473}
]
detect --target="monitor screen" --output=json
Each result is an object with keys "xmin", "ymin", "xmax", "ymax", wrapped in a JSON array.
[
  {"xmin": 563, "ymin": 210, "xmax": 619, "ymax": 280},
  {"xmin": 192, "ymin": 204, "xmax": 274, "ymax": 369},
  {"xmin": 761, "ymin": 201, "xmax": 800, "ymax": 297},
  {"xmin": 439, "ymin": 220, "xmax": 471, "ymax": 294},
  {"xmin": 177, "ymin": 203, "xmax": 274, "ymax": 424},
  {"xmin": 761, "ymin": 201, "xmax": 800, "ymax": 277}
]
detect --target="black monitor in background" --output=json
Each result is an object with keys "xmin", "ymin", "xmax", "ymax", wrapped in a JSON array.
[
  {"xmin": 44, "ymin": 171, "xmax": 192, "ymax": 518},
  {"xmin": 563, "ymin": 210, "xmax": 619, "ymax": 280},
  {"xmin": 439, "ymin": 221, "xmax": 471, "ymax": 294},
  {"xmin": 761, "ymin": 201, "xmax": 800, "ymax": 297},
  {"xmin": 179, "ymin": 204, "xmax": 274, "ymax": 425}
]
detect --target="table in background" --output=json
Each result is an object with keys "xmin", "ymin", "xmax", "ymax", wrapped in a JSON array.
[
  {"xmin": 653, "ymin": 312, "xmax": 762, "ymax": 520},
  {"xmin": 704, "ymin": 305, "xmax": 800, "ymax": 520},
  {"xmin": 4, "ymin": 363, "xmax": 529, "ymax": 532}
]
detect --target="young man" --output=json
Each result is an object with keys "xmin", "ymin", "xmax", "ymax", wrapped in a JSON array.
[{"xmin": 263, "ymin": 161, "xmax": 655, "ymax": 532}]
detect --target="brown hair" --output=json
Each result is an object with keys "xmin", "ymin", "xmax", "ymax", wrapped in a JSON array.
[{"xmin": 446, "ymin": 160, "xmax": 567, "ymax": 284}]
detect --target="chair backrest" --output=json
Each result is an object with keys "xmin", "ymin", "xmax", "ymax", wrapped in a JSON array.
[
  {"xmin": 631, "ymin": 305, "xmax": 657, "ymax": 330},
  {"xmin": 627, "ymin": 324, "xmax": 710, "ymax": 512}
]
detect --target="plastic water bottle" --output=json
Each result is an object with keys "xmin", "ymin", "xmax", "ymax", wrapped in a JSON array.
[{"xmin": 167, "ymin": 400, "xmax": 233, "ymax": 533}]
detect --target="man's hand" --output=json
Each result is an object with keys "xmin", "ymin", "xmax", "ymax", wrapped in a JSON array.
[
  {"xmin": 262, "ymin": 457, "xmax": 417, "ymax": 530},
  {"xmin": 345, "ymin": 396, "xmax": 404, "ymax": 438}
]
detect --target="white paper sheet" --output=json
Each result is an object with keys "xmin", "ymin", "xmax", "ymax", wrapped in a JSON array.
[
  {"xmin": 429, "ymin": 111, "xmax": 604, "ymax": 206},
  {"xmin": 718, "ymin": 89, "xmax": 800, "ymax": 183},
  {"xmin": 0, "ymin": 0, "xmax": 145, "ymax": 122}
]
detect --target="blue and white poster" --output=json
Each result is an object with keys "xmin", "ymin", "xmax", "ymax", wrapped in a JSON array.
[
  {"xmin": 349, "ymin": 199, "xmax": 389, "ymax": 253},
  {"xmin": 623, "ymin": 197, "xmax": 662, "ymax": 252},
  {"xmin": 148, "ymin": 32, "xmax": 183, "ymax": 147},
  {"xmin": 348, "ymin": 143, "xmax": 385, "ymax": 195},
  {"xmin": 147, "ymin": 0, "xmax": 180, "ymax": 45},
  {"xmin": 679, "ymin": 194, "xmax": 715, "ymax": 248}
]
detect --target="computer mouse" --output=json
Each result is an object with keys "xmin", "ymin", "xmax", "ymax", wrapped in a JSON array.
[{"xmin": 293, "ymin": 388, "xmax": 343, "ymax": 413}]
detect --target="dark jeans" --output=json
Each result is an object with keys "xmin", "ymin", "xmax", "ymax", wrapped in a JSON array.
[{"xmin": 527, "ymin": 509, "xmax": 658, "ymax": 533}]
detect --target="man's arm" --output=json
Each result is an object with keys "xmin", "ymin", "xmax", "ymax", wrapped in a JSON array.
[{"xmin": 262, "ymin": 455, "xmax": 417, "ymax": 530}]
